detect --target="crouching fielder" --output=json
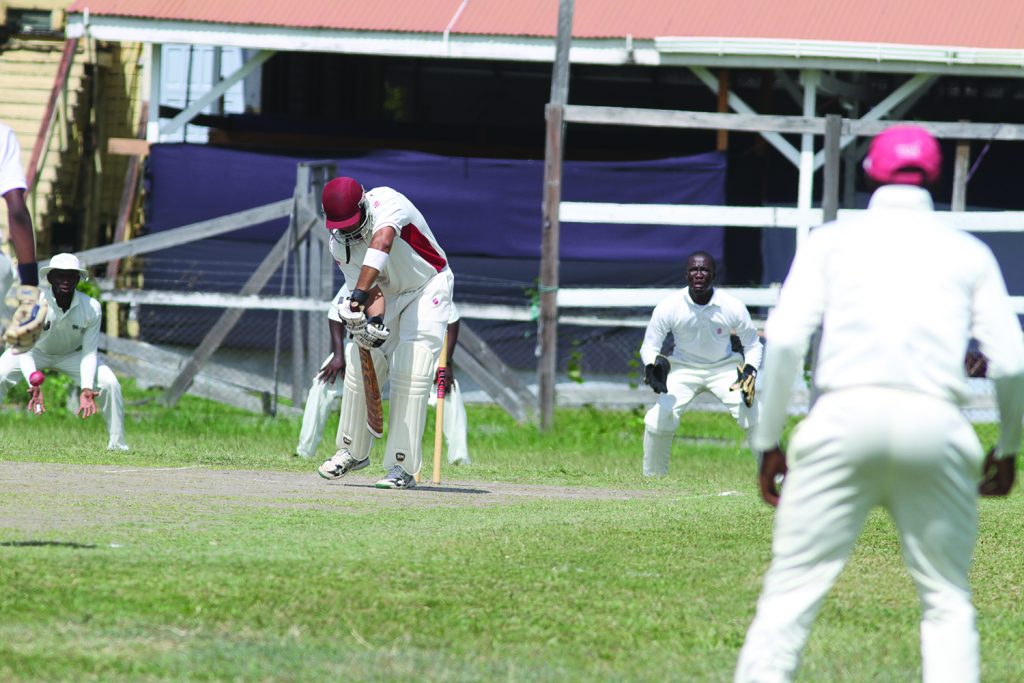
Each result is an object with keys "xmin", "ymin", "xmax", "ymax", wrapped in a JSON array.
[
  {"xmin": 640, "ymin": 251, "xmax": 762, "ymax": 476},
  {"xmin": 316, "ymin": 177, "xmax": 452, "ymax": 489},
  {"xmin": 0, "ymin": 253, "xmax": 128, "ymax": 451}
]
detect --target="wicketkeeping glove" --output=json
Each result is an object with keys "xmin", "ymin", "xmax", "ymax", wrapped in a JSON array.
[
  {"xmin": 643, "ymin": 356, "xmax": 670, "ymax": 394},
  {"xmin": 354, "ymin": 316, "xmax": 390, "ymax": 350},
  {"xmin": 4, "ymin": 285, "xmax": 48, "ymax": 353},
  {"xmin": 729, "ymin": 364, "xmax": 757, "ymax": 407}
]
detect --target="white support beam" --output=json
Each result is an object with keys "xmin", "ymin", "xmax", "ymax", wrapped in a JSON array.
[
  {"xmin": 690, "ymin": 66, "xmax": 801, "ymax": 167},
  {"xmin": 797, "ymin": 70, "xmax": 819, "ymax": 245},
  {"xmin": 159, "ymin": 49, "xmax": 274, "ymax": 136},
  {"xmin": 813, "ymin": 73, "xmax": 937, "ymax": 169},
  {"xmin": 773, "ymin": 69, "xmax": 803, "ymax": 108},
  {"xmin": 146, "ymin": 43, "xmax": 162, "ymax": 143}
]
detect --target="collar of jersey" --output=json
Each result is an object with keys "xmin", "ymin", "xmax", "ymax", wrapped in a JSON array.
[{"xmin": 867, "ymin": 185, "xmax": 935, "ymax": 212}]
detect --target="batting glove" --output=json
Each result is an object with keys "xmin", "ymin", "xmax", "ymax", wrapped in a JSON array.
[
  {"xmin": 643, "ymin": 356, "xmax": 670, "ymax": 394},
  {"xmin": 354, "ymin": 317, "xmax": 390, "ymax": 350},
  {"xmin": 4, "ymin": 285, "xmax": 48, "ymax": 353},
  {"xmin": 337, "ymin": 296, "xmax": 367, "ymax": 334},
  {"xmin": 730, "ymin": 364, "xmax": 757, "ymax": 407}
]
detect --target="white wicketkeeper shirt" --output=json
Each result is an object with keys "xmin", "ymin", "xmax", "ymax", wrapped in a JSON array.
[
  {"xmin": 753, "ymin": 184, "xmax": 1024, "ymax": 453},
  {"xmin": 640, "ymin": 288, "xmax": 763, "ymax": 369},
  {"xmin": 33, "ymin": 289, "xmax": 102, "ymax": 390},
  {"xmin": 329, "ymin": 186, "xmax": 449, "ymax": 297}
]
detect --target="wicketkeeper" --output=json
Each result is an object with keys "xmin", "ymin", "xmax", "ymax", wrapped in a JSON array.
[
  {"xmin": 316, "ymin": 176, "xmax": 453, "ymax": 489},
  {"xmin": 639, "ymin": 251, "xmax": 762, "ymax": 476},
  {"xmin": 0, "ymin": 120, "xmax": 46, "ymax": 355}
]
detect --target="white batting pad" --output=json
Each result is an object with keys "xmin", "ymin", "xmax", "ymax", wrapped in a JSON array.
[
  {"xmin": 336, "ymin": 344, "xmax": 389, "ymax": 461},
  {"xmin": 382, "ymin": 341, "xmax": 436, "ymax": 475}
]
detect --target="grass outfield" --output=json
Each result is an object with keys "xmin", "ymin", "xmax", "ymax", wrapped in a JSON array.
[{"xmin": 1, "ymin": 381, "xmax": 1023, "ymax": 681}]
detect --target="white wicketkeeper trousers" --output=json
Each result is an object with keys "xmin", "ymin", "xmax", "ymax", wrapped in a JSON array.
[
  {"xmin": 294, "ymin": 355, "xmax": 343, "ymax": 459},
  {"xmin": 428, "ymin": 376, "xmax": 470, "ymax": 464},
  {"xmin": 0, "ymin": 349, "xmax": 128, "ymax": 451},
  {"xmin": 735, "ymin": 387, "xmax": 983, "ymax": 683},
  {"xmin": 643, "ymin": 355, "xmax": 756, "ymax": 475}
]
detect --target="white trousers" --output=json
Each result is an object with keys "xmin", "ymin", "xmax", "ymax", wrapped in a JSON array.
[
  {"xmin": 0, "ymin": 348, "xmax": 128, "ymax": 451},
  {"xmin": 735, "ymin": 387, "xmax": 983, "ymax": 683},
  {"xmin": 296, "ymin": 352, "xmax": 469, "ymax": 464},
  {"xmin": 643, "ymin": 355, "xmax": 757, "ymax": 475}
]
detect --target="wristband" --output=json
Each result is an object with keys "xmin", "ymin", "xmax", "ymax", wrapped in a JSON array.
[
  {"xmin": 363, "ymin": 248, "xmax": 389, "ymax": 272},
  {"xmin": 17, "ymin": 262, "xmax": 38, "ymax": 287}
]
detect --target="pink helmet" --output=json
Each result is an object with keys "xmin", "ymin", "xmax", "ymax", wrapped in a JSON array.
[{"xmin": 862, "ymin": 125, "xmax": 942, "ymax": 186}]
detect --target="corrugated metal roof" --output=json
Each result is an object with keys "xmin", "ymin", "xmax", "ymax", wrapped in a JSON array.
[{"xmin": 66, "ymin": 0, "xmax": 1024, "ymax": 49}]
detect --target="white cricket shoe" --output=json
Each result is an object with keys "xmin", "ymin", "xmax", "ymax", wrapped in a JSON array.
[
  {"xmin": 374, "ymin": 465, "xmax": 416, "ymax": 489},
  {"xmin": 317, "ymin": 449, "xmax": 369, "ymax": 480}
]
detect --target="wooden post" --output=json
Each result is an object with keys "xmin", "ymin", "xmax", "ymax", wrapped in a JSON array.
[
  {"xmin": 951, "ymin": 123, "xmax": 970, "ymax": 212},
  {"xmin": 716, "ymin": 70, "xmax": 729, "ymax": 151},
  {"xmin": 538, "ymin": 0, "xmax": 574, "ymax": 431},
  {"xmin": 822, "ymin": 114, "xmax": 842, "ymax": 222}
]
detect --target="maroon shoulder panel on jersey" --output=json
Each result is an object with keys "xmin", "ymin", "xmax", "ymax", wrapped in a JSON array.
[{"xmin": 400, "ymin": 224, "xmax": 447, "ymax": 272}]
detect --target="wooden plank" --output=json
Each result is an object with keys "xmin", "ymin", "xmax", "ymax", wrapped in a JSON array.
[
  {"xmin": 457, "ymin": 322, "xmax": 535, "ymax": 419},
  {"xmin": 822, "ymin": 114, "xmax": 842, "ymax": 222},
  {"xmin": 102, "ymin": 334, "xmax": 296, "ymax": 398},
  {"xmin": 68, "ymin": 199, "xmax": 293, "ymax": 268},
  {"xmin": 454, "ymin": 347, "xmax": 531, "ymax": 423},
  {"xmin": 564, "ymin": 104, "xmax": 1024, "ymax": 141},
  {"xmin": 106, "ymin": 137, "xmax": 150, "ymax": 156}
]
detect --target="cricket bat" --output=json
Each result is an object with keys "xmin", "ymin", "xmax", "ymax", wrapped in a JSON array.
[{"xmin": 358, "ymin": 346, "xmax": 384, "ymax": 438}]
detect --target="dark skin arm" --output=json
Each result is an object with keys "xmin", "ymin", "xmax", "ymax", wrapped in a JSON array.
[
  {"xmin": 351, "ymin": 226, "xmax": 396, "ymax": 300},
  {"xmin": 758, "ymin": 445, "xmax": 788, "ymax": 507},
  {"xmin": 317, "ymin": 319, "xmax": 347, "ymax": 384},
  {"xmin": 979, "ymin": 448, "xmax": 1016, "ymax": 497},
  {"xmin": 3, "ymin": 188, "xmax": 37, "ymax": 285}
]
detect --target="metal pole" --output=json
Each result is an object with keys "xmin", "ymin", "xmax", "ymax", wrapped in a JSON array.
[{"xmin": 538, "ymin": 0, "xmax": 573, "ymax": 431}]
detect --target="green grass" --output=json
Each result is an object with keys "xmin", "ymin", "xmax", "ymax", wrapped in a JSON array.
[{"xmin": 1, "ymin": 380, "xmax": 1023, "ymax": 681}]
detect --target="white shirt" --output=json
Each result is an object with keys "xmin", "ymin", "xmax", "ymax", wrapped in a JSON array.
[
  {"xmin": 753, "ymin": 184, "xmax": 1024, "ymax": 452},
  {"xmin": 0, "ymin": 122, "xmax": 27, "ymax": 197},
  {"xmin": 328, "ymin": 186, "xmax": 448, "ymax": 297},
  {"xmin": 33, "ymin": 289, "xmax": 101, "ymax": 389},
  {"xmin": 640, "ymin": 288, "xmax": 763, "ymax": 369}
]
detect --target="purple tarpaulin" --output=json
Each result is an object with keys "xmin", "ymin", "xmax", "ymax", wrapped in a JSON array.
[{"xmin": 146, "ymin": 145, "xmax": 725, "ymax": 264}]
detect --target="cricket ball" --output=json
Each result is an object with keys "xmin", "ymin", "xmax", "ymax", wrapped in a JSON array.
[{"xmin": 29, "ymin": 371, "xmax": 45, "ymax": 387}]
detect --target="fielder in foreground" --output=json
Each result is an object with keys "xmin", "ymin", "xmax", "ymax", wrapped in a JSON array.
[
  {"xmin": 0, "ymin": 253, "xmax": 129, "ymax": 451},
  {"xmin": 734, "ymin": 125, "xmax": 1024, "ymax": 683},
  {"xmin": 316, "ymin": 176, "xmax": 453, "ymax": 489},
  {"xmin": 0, "ymin": 119, "xmax": 46, "ymax": 353},
  {"xmin": 639, "ymin": 251, "xmax": 762, "ymax": 476}
]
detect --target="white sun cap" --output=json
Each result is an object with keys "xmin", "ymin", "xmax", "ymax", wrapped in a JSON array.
[{"xmin": 39, "ymin": 253, "xmax": 88, "ymax": 279}]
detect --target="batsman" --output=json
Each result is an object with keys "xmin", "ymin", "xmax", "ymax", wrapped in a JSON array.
[{"xmin": 316, "ymin": 176, "xmax": 453, "ymax": 490}]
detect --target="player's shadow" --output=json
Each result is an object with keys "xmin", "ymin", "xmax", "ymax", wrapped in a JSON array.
[
  {"xmin": 0, "ymin": 540, "xmax": 98, "ymax": 549},
  {"xmin": 341, "ymin": 483, "xmax": 490, "ymax": 494}
]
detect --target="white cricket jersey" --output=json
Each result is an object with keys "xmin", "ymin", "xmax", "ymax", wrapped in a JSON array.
[
  {"xmin": 0, "ymin": 122, "xmax": 27, "ymax": 197},
  {"xmin": 33, "ymin": 289, "xmax": 102, "ymax": 389},
  {"xmin": 640, "ymin": 288, "xmax": 763, "ymax": 369},
  {"xmin": 328, "ymin": 186, "xmax": 448, "ymax": 297},
  {"xmin": 753, "ymin": 184, "xmax": 1024, "ymax": 451}
]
